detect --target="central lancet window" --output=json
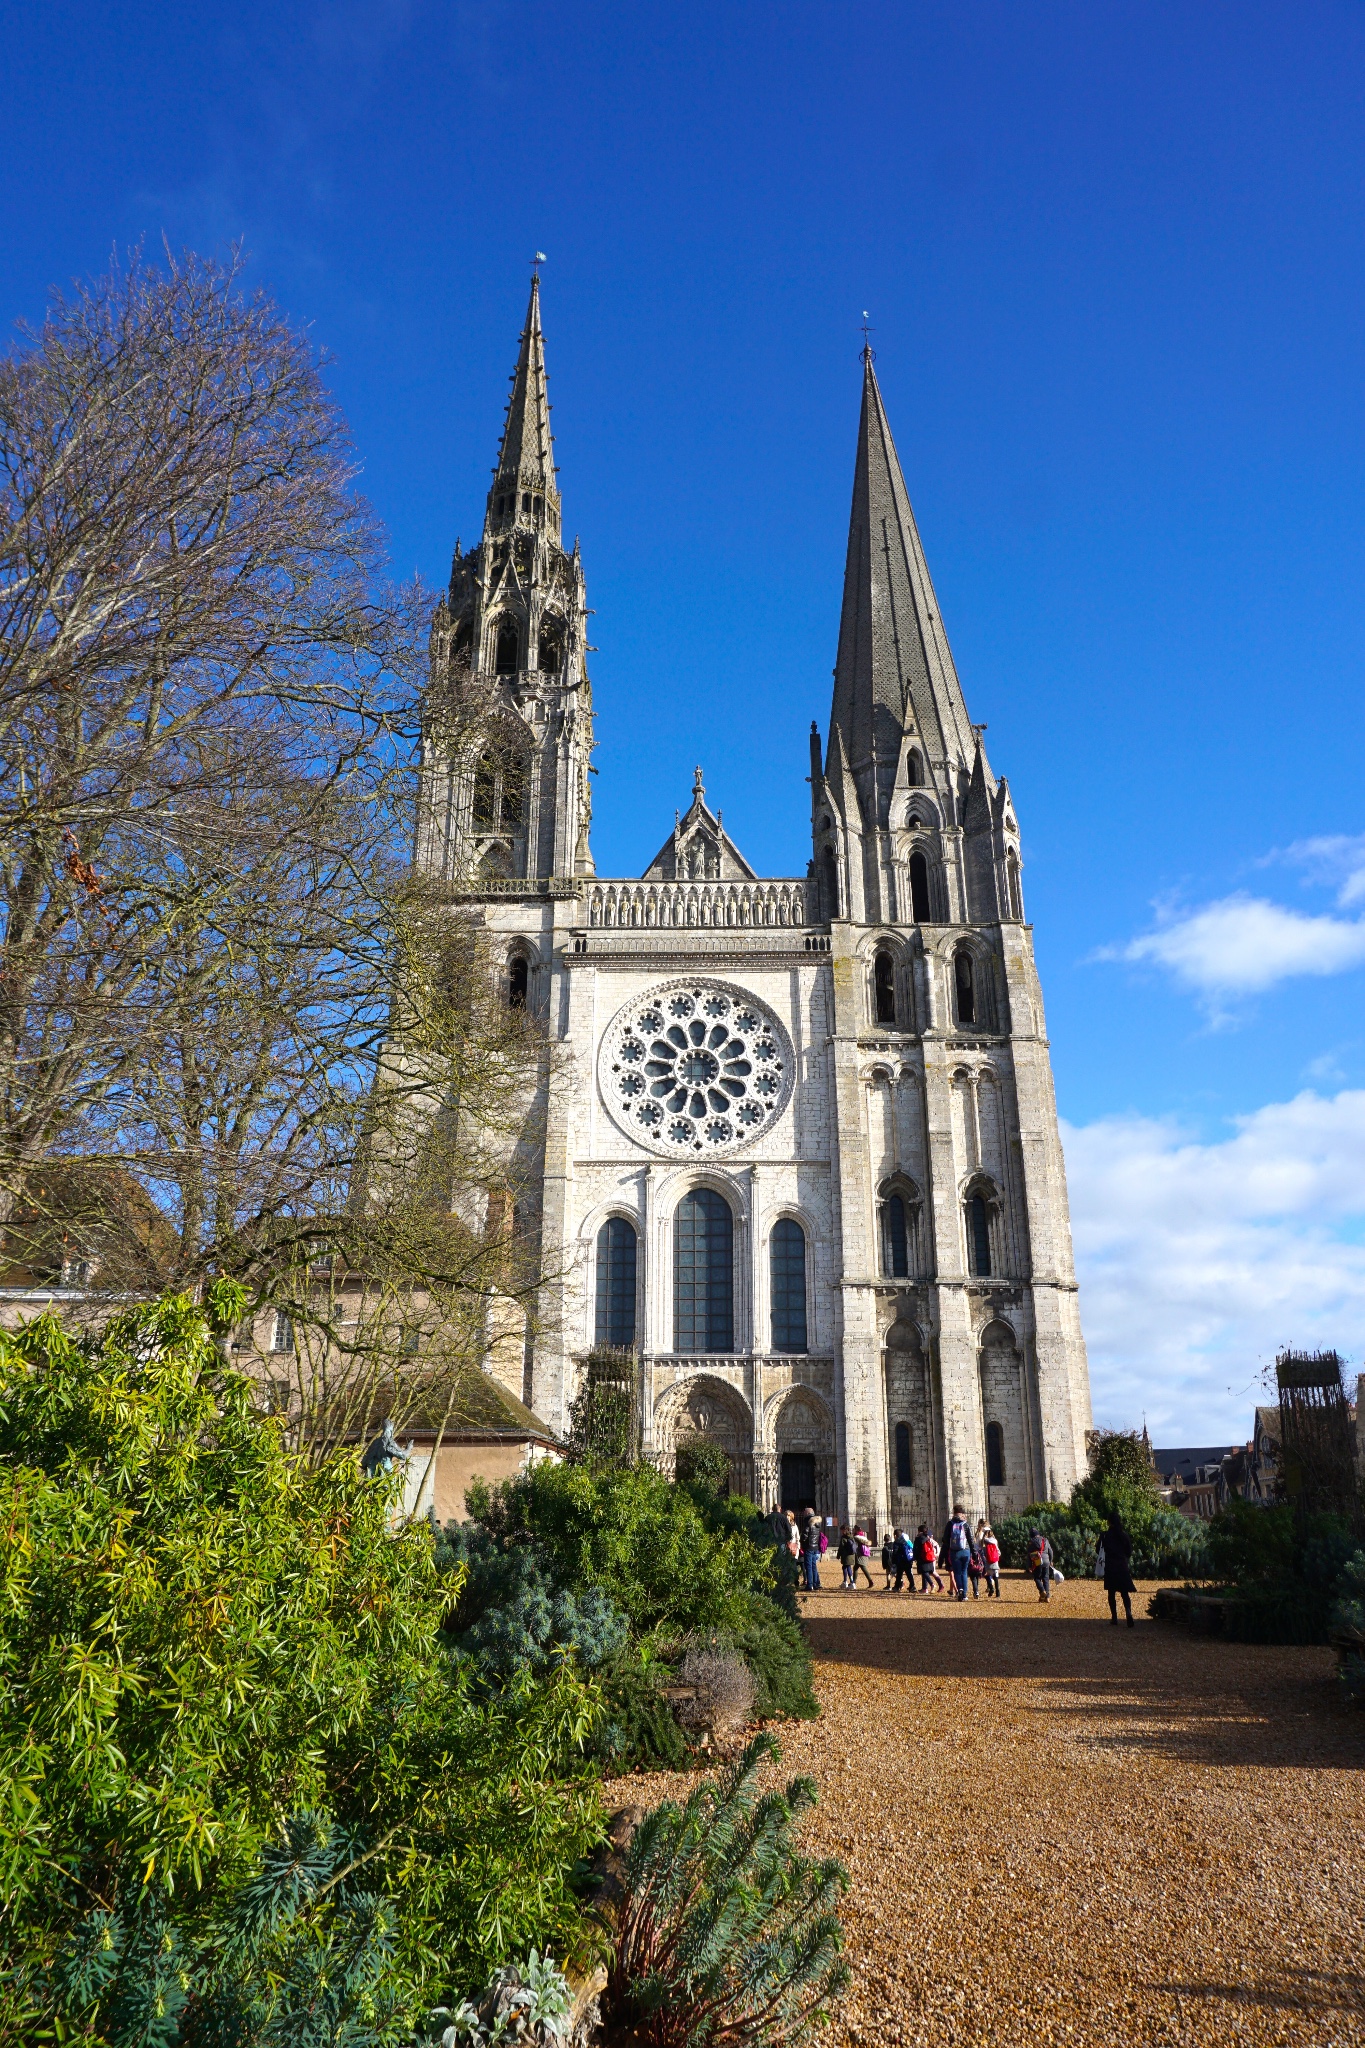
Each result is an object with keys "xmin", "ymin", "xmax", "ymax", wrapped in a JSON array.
[
  {"xmin": 595, "ymin": 1216, "xmax": 638, "ymax": 1348},
  {"xmin": 883, "ymin": 1193, "xmax": 910, "ymax": 1278},
  {"xmin": 954, "ymin": 947, "xmax": 977, "ymax": 1026},
  {"xmin": 494, "ymin": 615, "xmax": 521, "ymax": 674},
  {"xmin": 909, "ymin": 849, "xmax": 931, "ymax": 923},
  {"xmin": 674, "ymin": 1187, "xmax": 734, "ymax": 1352},
  {"xmin": 873, "ymin": 948, "xmax": 896, "ymax": 1025},
  {"xmin": 967, "ymin": 1192, "xmax": 993, "ymax": 1277},
  {"xmin": 770, "ymin": 1218, "xmax": 808, "ymax": 1353}
]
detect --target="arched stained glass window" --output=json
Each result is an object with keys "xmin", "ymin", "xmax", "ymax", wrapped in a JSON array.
[
  {"xmin": 955, "ymin": 949, "xmax": 977, "ymax": 1025},
  {"xmin": 494, "ymin": 616, "xmax": 520, "ymax": 674},
  {"xmin": 674, "ymin": 1188, "xmax": 734, "ymax": 1352},
  {"xmin": 883, "ymin": 1193, "xmax": 909, "ymax": 1279},
  {"xmin": 595, "ymin": 1217, "xmax": 637, "ymax": 1348},
  {"xmin": 968, "ymin": 1194, "xmax": 992, "ymax": 1277},
  {"xmin": 770, "ymin": 1218, "xmax": 807, "ymax": 1353},
  {"xmin": 894, "ymin": 1421, "xmax": 913, "ymax": 1488},
  {"xmin": 874, "ymin": 949, "xmax": 896, "ymax": 1025},
  {"xmin": 985, "ymin": 1420, "xmax": 1006, "ymax": 1488},
  {"xmin": 909, "ymin": 850, "xmax": 931, "ymax": 923}
]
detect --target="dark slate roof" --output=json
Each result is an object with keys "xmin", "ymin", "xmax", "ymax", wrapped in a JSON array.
[
  {"xmin": 343, "ymin": 1364, "xmax": 559, "ymax": 1445},
  {"xmin": 1152, "ymin": 1445, "xmax": 1239, "ymax": 1483}
]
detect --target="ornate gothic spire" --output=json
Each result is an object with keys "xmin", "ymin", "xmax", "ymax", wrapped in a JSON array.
[
  {"xmin": 828, "ymin": 348, "xmax": 976, "ymax": 791},
  {"xmin": 485, "ymin": 271, "xmax": 561, "ymax": 543}
]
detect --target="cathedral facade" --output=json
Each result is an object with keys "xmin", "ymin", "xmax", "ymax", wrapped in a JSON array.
[{"xmin": 416, "ymin": 278, "xmax": 1092, "ymax": 1533}]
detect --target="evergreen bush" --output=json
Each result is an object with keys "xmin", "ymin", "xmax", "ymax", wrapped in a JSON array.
[
  {"xmin": 466, "ymin": 1462, "xmax": 770, "ymax": 1640},
  {"xmin": 602, "ymin": 1733, "xmax": 849, "ymax": 2048},
  {"xmin": 0, "ymin": 1290, "xmax": 606, "ymax": 2038}
]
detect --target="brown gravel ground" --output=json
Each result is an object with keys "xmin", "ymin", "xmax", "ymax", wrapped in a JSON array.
[{"xmin": 619, "ymin": 1573, "xmax": 1365, "ymax": 2048}]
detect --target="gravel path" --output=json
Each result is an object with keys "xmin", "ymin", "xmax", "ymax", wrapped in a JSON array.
[{"xmin": 622, "ymin": 1574, "xmax": 1365, "ymax": 2046}]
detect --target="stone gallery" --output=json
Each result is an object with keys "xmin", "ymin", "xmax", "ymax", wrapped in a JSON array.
[{"xmin": 415, "ymin": 276, "xmax": 1093, "ymax": 1533}]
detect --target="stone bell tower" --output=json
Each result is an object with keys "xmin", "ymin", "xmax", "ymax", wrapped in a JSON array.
[
  {"xmin": 416, "ymin": 271, "xmax": 596, "ymax": 884},
  {"xmin": 811, "ymin": 343, "xmax": 1092, "ymax": 1529}
]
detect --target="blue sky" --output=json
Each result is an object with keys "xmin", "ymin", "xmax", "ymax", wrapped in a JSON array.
[{"xmin": 7, "ymin": 0, "xmax": 1365, "ymax": 1439}]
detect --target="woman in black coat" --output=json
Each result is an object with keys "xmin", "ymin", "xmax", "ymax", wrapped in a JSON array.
[{"xmin": 1103, "ymin": 1511, "xmax": 1137, "ymax": 1627}]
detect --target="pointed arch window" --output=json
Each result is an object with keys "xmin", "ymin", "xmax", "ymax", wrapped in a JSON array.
[
  {"xmin": 954, "ymin": 948, "xmax": 977, "ymax": 1026},
  {"xmin": 873, "ymin": 948, "xmax": 896, "ymax": 1025},
  {"xmin": 472, "ymin": 754, "xmax": 498, "ymax": 829},
  {"xmin": 906, "ymin": 749, "xmax": 924, "ymax": 788},
  {"xmin": 508, "ymin": 954, "xmax": 529, "ymax": 1009},
  {"xmin": 967, "ymin": 1193, "xmax": 992, "ymax": 1277},
  {"xmin": 819, "ymin": 845, "xmax": 839, "ymax": 920},
  {"xmin": 494, "ymin": 616, "xmax": 521, "ymax": 674},
  {"xmin": 770, "ymin": 1218, "xmax": 808, "ymax": 1353},
  {"xmin": 985, "ymin": 1419, "xmax": 1006, "ymax": 1487},
  {"xmin": 909, "ymin": 850, "xmax": 931, "ymax": 924},
  {"xmin": 674, "ymin": 1189, "xmax": 734, "ymax": 1352},
  {"xmin": 883, "ymin": 1192, "xmax": 910, "ymax": 1279},
  {"xmin": 595, "ymin": 1217, "xmax": 637, "ymax": 1348},
  {"xmin": 894, "ymin": 1421, "xmax": 913, "ymax": 1488}
]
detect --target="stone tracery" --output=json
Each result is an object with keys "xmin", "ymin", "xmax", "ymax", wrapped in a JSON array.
[{"xmin": 599, "ymin": 979, "xmax": 794, "ymax": 1157}]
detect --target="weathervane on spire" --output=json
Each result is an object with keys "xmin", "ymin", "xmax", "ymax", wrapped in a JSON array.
[
  {"xmin": 861, "ymin": 310, "xmax": 875, "ymax": 364},
  {"xmin": 531, "ymin": 251, "xmax": 546, "ymax": 279}
]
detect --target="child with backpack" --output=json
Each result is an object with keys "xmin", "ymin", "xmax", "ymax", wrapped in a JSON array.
[
  {"xmin": 881, "ymin": 1530, "xmax": 896, "ymax": 1588},
  {"xmin": 915, "ymin": 1524, "xmax": 943, "ymax": 1593},
  {"xmin": 1027, "ymin": 1528, "xmax": 1054, "ymax": 1603},
  {"xmin": 851, "ymin": 1524, "xmax": 875, "ymax": 1589},
  {"xmin": 981, "ymin": 1524, "xmax": 1002, "ymax": 1598}
]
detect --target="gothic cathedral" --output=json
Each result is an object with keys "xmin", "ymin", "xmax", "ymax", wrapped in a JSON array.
[{"xmin": 416, "ymin": 278, "xmax": 1093, "ymax": 1533}]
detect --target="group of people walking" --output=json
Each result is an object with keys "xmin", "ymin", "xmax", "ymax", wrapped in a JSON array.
[{"xmin": 770, "ymin": 1503, "xmax": 1140, "ymax": 1621}]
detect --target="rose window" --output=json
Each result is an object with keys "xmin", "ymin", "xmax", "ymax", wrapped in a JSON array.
[{"xmin": 598, "ymin": 980, "xmax": 795, "ymax": 1157}]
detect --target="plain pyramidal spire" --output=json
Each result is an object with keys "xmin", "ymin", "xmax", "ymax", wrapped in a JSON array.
[
  {"xmin": 828, "ymin": 344, "xmax": 977, "ymax": 783},
  {"xmin": 485, "ymin": 269, "xmax": 561, "ymax": 541}
]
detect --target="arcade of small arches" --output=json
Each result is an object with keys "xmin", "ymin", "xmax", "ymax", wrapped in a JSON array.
[
  {"xmin": 874, "ymin": 1174, "xmax": 1006, "ymax": 1281},
  {"xmin": 485, "ymin": 608, "xmax": 567, "ymax": 676},
  {"xmin": 866, "ymin": 936, "xmax": 999, "ymax": 1034}
]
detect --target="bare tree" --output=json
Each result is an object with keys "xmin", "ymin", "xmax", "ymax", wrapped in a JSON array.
[
  {"xmin": 0, "ymin": 248, "xmax": 418, "ymax": 1217},
  {"xmin": 0, "ymin": 247, "xmax": 559, "ymax": 1455}
]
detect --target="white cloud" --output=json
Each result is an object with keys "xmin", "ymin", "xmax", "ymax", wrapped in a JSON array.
[
  {"xmin": 1113, "ymin": 893, "xmax": 1365, "ymax": 998},
  {"xmin": 1062, "ymin": 1089, "xmax": 1365, "ymax": 1443},
  {"xmin": 1280, "ymin": 832, "xmax": 1365, "ymax": 909}
]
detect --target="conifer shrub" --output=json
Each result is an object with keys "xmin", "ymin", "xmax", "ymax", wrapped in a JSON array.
[
  {"xmin": 594, "ymin": 1645, "xmax": 692, "ymax": 1770},
  {"xmin": 601, "ymin": 1733, "xmax": 849, "ymax": 2048},
  {"xmin": 0, "ymin": 1290, "xmax": 606, "ymax": 2039},
  {"xmin": 440, "ymin": 1523, "xmax": 629, "ymax": 1681}
]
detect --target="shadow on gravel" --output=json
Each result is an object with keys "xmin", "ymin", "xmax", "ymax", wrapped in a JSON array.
[
  {"xmin": 801, "ymin": 1610, "xmax": 1363, "ymax": 1769},
  {"xmin": 1155, "ymin": 1967, "xmax": 1365, "ymax": 2024}
]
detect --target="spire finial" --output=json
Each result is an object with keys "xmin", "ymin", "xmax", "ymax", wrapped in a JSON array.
[
  {"xmin": 532, "ymin": 250, "xmax": 546, "ymax": 280},
  {"xmin": 861, "ymin": 309, "xmax": 874, "ymax": 366},
  {"xmin": 692, "ymin": 764, "xmax": 705, "ymax": 803}
]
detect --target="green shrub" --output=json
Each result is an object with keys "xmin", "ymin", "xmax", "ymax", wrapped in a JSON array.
[
  {"xmin": 603, "ymin": 1733, "xmax": 849, "ymax": 2048},
  {"xmin": 1134, "ymin": 1506, "xmax": 1211, "ymax": 1579},
  {"xmin": 674, "ymin": 1439, "xmax": 732, "ymax": 1497},
  {"xmin": 589, "ymin": 1642, "xmax": 691, "ymax": 1770},
  {"xmin": 0, "ymin": 1290, "xmax": 606, "ymax": 2038},
  {"xmin": 995, "ymin": 1504, "xmax": 1097, "ymax": 1579},
  {"xmin": 1205, "ymin": 1500, "xmax": 1300, "ymax": 1585},
  {"xmin": 728, "ymin": 1593, "xmax": 819, "ymax": 1721},
  {"xmin": 467, "ymin": 1460, "xmax": 772, "ymax": 1640}
]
